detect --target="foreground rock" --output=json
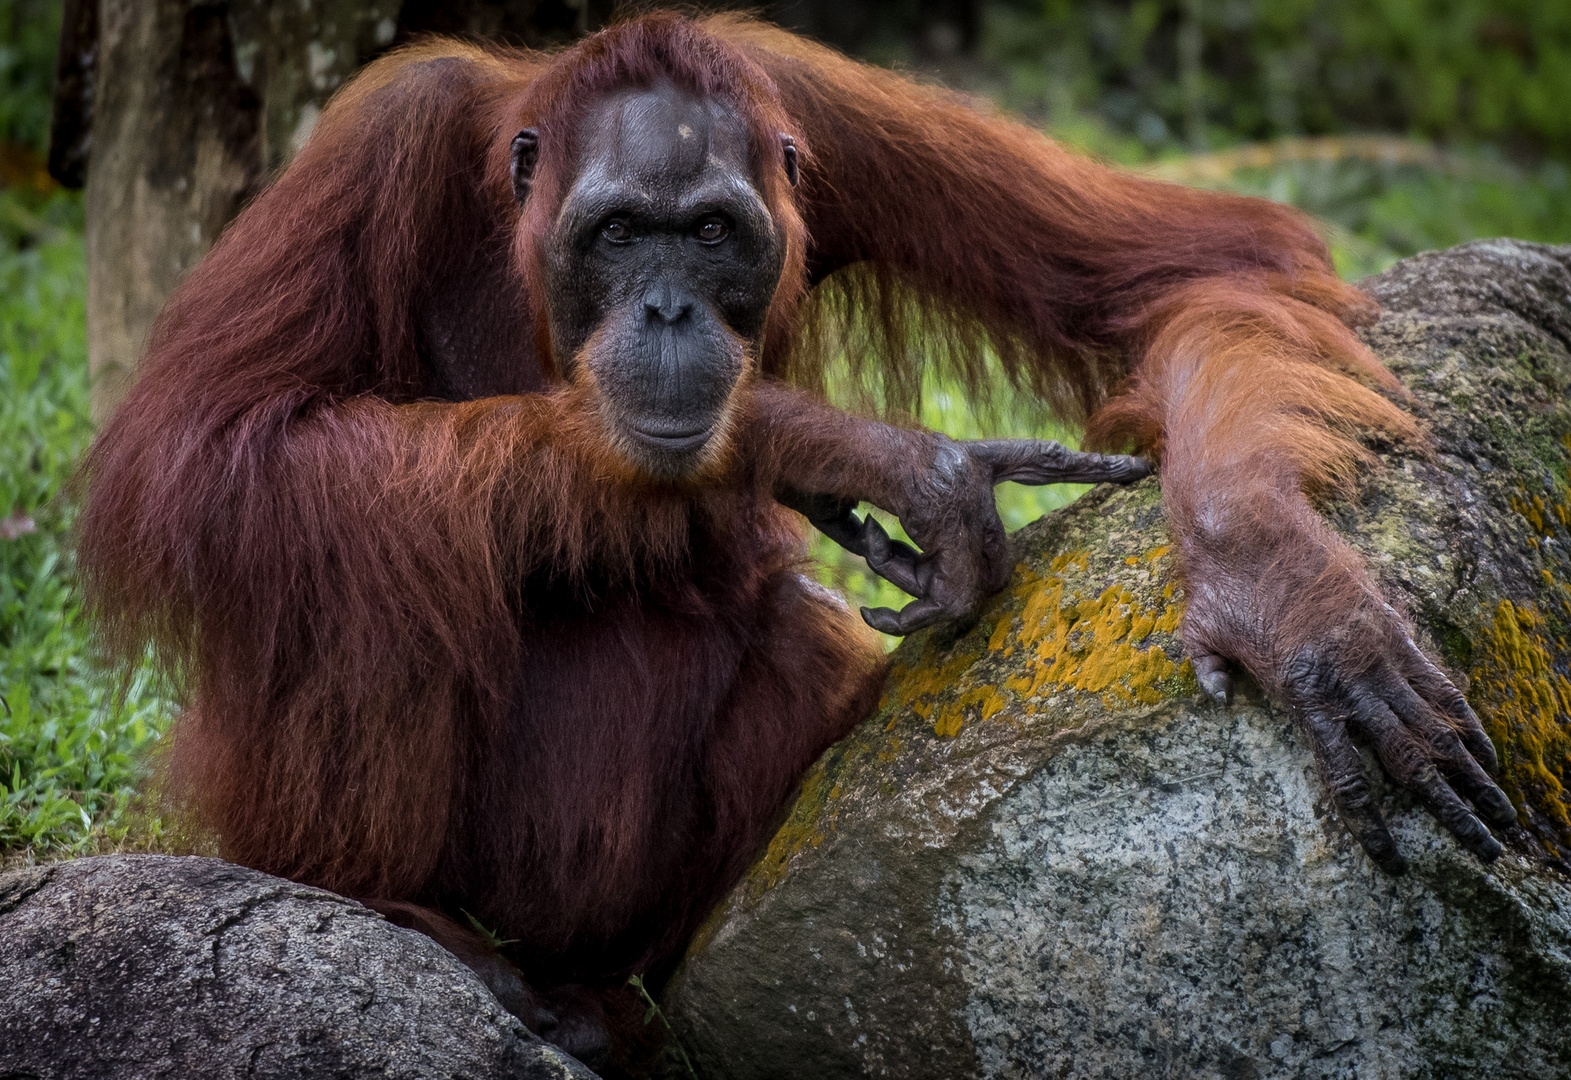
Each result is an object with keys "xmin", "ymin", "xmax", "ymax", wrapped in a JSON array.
[
  {"xmin": 662, "ymin": 241, "xmax": 1571, "ymax": 1079},
  {"xmin": 0, "ymin": 854, "xmax": 599, "ymax": 1080}
]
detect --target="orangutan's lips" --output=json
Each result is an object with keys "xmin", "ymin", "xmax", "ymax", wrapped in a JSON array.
[{"xmin": 626, "ymin": 424, "xmax": 713, "ymax": 453}]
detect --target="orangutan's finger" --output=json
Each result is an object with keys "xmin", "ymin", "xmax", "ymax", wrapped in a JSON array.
[
  {"xmin": 1374, "ymin": 672, "xmax": 1517, "ymax": 829},
  {"xmin": 861, "ymin": 516, "xmax": 925, "ymax": 596},
  {"xmin": 811, "ymin": 506, "xmax": 872, "ymax": 558},
  {"xmin": 861, "ymin": 597, "xmax": 946, "ymax": 636},
  {"xmin": 1299, "ymin": 701, "xmax": 1407, "ymax": 874},
  {"xmin": 1349, "ymin": 689, "xmax": 1502, "ymax": 863},
  {"xmin": 1395, "ymin": 637, "xmax": 1500, "ymax": 773},
  {"xmin": 1190, "ymin": 650, "xmax": 1234, "ymax": 705},
  {"xmin": 970, "ymin": 439, "xmax": 1151, "ymax": 486}
]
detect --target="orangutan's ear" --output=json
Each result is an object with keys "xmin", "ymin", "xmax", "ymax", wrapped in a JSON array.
[
  {"xmin": 511, "ymin": 129, "xmax": 539, "ymax": 203},
  {"xmin": 779, "ymin": 133, "xmax": 798, "ymax": 187}
]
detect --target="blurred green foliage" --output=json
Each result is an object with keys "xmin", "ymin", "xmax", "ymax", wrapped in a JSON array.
[
  {"xmin": 0, "ymin": 0, "xmax": 61, "ymax": 154},
  {"xmin": 1141, "ymin": 144, "xmax": 1571, "ymax": 279},
  {"xmin": 984, "ymin": 0, "xmax": 1571, "ymax": 156}
]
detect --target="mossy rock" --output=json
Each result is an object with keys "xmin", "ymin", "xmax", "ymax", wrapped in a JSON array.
[{"xmin": 661, "ymin": 241, "xmax": 1571, "ymax": 1080}]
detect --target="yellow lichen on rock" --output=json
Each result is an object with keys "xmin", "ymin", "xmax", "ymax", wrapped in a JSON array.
[
  {"xmin": 880, "ymin": 630, "xmax": 1009, "ymax": 740},
  {"xmin": 1001, "ymin": 577, "xmax": 1184, "ymax": 708},
  {"xmin": 879, "ymin": 546, "xmax": 1194, "ymax": 741},
  {"xmin": 1511, "ymin": 481, "xmax": 1571, "ymax": 542},
  {"xmin": 880, "ymin": 633, "xmax": 988, "ymax": 722},
  {"xmin": 1469, "ymin": 599, "xmax": 1571, "ymax": 847},
  {"xmin": 746, "ymin": 760, "xmax": 839, "ymax": 900}
]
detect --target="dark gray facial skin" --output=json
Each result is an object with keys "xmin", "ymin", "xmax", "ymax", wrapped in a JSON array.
[{"xmin": 538, "ymin": 82, "xmax": 787, "ymax": 478}]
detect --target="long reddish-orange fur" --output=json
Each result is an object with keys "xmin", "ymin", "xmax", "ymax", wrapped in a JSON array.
[{"xmin": 78, "ymin": 12, "xmax": 1414, "ymax": 1000}]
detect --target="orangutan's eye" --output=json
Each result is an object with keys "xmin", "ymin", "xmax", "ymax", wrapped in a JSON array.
[
  {"xmin": 601, "ymin": 217, "xmax": 634, "ymax": 244},
  {"xmin": 696, "ymin": 216, "xmax": 729, "ymax": 244}
]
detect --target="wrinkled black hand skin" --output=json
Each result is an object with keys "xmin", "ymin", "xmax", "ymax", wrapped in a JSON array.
[
  {"xmin": 1181, "ymin": 545, "xmax": 1517, "ymax": 876},
  {"xmin": 780, "ymin": 436, "xmax": 1150, "ymax": 635}
]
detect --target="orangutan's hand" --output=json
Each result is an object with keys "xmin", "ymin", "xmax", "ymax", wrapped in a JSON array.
[
  {"xmin": 1181, "ymin": 544, "xmax": 1516, "ymax": 873},
  {"xmin": 787, "ymin": 437, "xmax": 1149, "ymax": 635}
]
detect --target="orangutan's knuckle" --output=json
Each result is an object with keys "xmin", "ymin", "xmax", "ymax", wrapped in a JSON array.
[
  {"xmin": 929, "ymin": 441, "xmax": 968, "ymax": 495},
  {"xmin": 1329, "ymin": 774, "xmax": 1371, "ymax": 806}
]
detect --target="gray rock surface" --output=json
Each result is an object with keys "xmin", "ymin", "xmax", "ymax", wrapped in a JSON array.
[
  {"xmin": 660, "ymin": 241, "xmax": 1571, "ymax": 1080},
  {"xmin": 0, "ymin": 854, "xmax": 599, "ymax": 1080}
]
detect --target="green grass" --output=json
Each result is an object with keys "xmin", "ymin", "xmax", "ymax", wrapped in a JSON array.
[
  {"xmin": 3, "ymin": 133, "xmax": 1570, "ymax": 858},
  {"xmin": 0, "ymin": 189, "xmax": 172, "ymax": 858}
]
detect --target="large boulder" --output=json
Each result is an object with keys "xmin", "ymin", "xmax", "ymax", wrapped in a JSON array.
[
  {"xmin": 0, "ymin": 854, "xmax": 599, "ymax": 1080},
  {"xmin": 661, "ymin": 240, "xmax": 1571, "ymax": 1079}
]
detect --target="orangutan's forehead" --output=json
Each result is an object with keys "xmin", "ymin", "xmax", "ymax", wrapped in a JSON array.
[{"xmin": 573, "ymin": 81, "xmax": 754, "ymax": 188}]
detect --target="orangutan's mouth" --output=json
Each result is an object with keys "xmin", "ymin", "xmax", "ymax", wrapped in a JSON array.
[{"xmin": 625, "ymin": 423, "xmax": 714, "ymax": 453}]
